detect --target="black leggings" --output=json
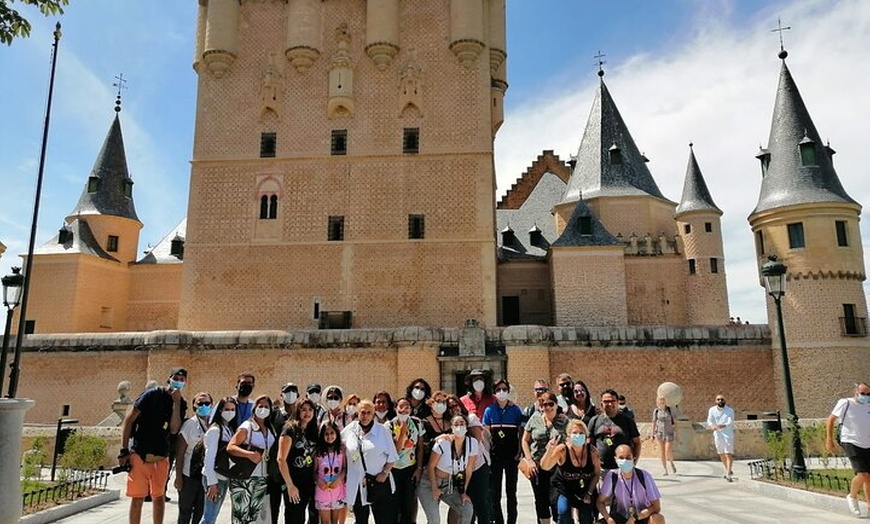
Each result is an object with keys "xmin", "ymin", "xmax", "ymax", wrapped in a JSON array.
[
  {"xmin": 352, "ymin": 487, "xmax": 397, "ymax": 524},
  {"xmin": 490, "ymin": 459, "xmax": 519, "ymax": 524},
  {"xmin": 529, "ymin": 468, "xmax": 556, "ymax": 521}
]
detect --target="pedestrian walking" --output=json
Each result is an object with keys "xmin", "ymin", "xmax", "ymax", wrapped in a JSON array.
[
  {"xmin": 825, "ymin": 382, "xmax": 870, "ymax": 517},
  {"xmin": 706, "ymin": 394, "xmax": 735, "ymax": 482}
]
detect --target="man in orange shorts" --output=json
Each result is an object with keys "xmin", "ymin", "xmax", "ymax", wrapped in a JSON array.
[{"xmin": 119, "ymin": 368, "xmax": 187, "ymax": 524}]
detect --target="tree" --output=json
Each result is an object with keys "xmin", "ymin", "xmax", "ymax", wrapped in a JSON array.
[{"xmin": 0, "ymin": 0, "xmax": 68, "ymax": 45}]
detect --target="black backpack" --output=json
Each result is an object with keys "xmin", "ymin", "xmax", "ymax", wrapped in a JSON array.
[{"xmin": 189, "ymin": 438, "xmax": 205, "ymax": 477}]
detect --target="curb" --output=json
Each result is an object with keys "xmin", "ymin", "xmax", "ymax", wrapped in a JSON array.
[
  {"xmin": 20, "ymin": 489, "xmax": 121, "ymax": 524},
  {"xmin": 740, "ymin": 478, "xmax": 854, "ymax": 517}
]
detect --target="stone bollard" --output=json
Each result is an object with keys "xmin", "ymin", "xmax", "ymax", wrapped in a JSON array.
[{"xmin": 0, "ymin": 398, "xmax": 36, "ymax": 524}]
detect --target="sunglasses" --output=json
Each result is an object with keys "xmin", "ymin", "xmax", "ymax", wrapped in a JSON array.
[
  {"xmin": 558, "ymin": 383, "xmax": 571, "ymax": 388},
  {"xmin": 542, "ymin": 401, "xmax": 556, "ymax": 408}
]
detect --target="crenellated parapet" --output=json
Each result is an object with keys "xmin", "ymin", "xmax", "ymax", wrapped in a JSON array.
[
  {"xmin": 449, "ymin": 0, "xmax": 485, "ymax": 68},
  {"xmin": 284, "ymin": 0, "xmax": 322, "ymax": 73},
  {"xmin": 365, "ymin": 0, "xmax": 400, "ymax": 70},
  {"xmin": 621, "ymin": 233, "xmax": 681, "ymax": 256},
  {"xmin": 201, "ymin": 0, "xmax": 241, "ymax": 77}
]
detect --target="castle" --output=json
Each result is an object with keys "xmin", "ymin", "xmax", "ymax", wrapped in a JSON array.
[{"xmin": 5, "ymin": 1, "xmax": 868, "ymax": 423}]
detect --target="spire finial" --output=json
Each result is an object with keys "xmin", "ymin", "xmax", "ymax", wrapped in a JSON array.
[
  {"xmin": 593, "ymin": 51, "xmax": 606, "ymax": 77},
  {"xmin": 771, "ymin": 18, "xmax": 791, "ymax": 60},
  {"xmin": 689, "ymin": 141, "xmax": 694, "ymax": 149},
  {"xmin": 113, "ymin": 73, "xmax": 128, "ymax": 113}
]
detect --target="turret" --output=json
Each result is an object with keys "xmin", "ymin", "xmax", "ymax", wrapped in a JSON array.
[
  {"xmin": 675, "ymin": 144, "xmax": 729, "ymax": 325},
  {"xmin": 449, "ymin": 0, "xmax": 485, "ymax": 68},
  {"xmin": 285, "ymin": 0, "xmax": 322, "ymax": 73},
  {"xmin": 748, "ymin": 50, "xmax": 869, "ymax": 416},
  {"xmin": 488, "ymin": 0, "xmax": 507, "ymax": 135},
  {"xmin": 365, "ymin": 0, "xmax": 399, "ymax": 70},
  {"xmin": 202, "ymin": 0, "xmax": 240, "ymax": 77}
]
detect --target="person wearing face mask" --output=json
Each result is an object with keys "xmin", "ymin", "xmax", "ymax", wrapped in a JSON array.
[
  {"xmin": 228, "ymin": 394, "xmax": 277, "ymax": 524},
  {"xmin": 421, "ymin": 415, "xmax": 477, "ymax": 524},
  {"xmin": 234, "ymin": 372, "xmax": 257, "ymax": 424},
  {"xmin": 277, "ymin": 399, "xmax": 320, "ymax": 524},
  {"xmin": 483, "ymin": 379, "xmax": 523, "ymax": 524},
  {"xmin": 119, "ymin": 367, "xmax": 187, "ymax": 524},
  {"xmin": 460, "ymin": 369, "xmax": 495, "ymax": 418},
  {"xmin": 341, "ymin": 399, "xmax": 398, "ymax": 524},
  {"xmin": 389, "ymin": 397, "xmax": 425, "ymax": 524},
  {"xmin": 705, "ymin": 394, "xmax": 735, "ymax": 482},
  {"xmin": 540, "ymin": 419, "xmax": 600, "ymax": 524},
  {"xmin": 201, "ymin": 396, "xmax": 239, "ymax": 524},
  {"xmin": 307, "ymin": 383, "xmax": 327, "ymax": 422},
  {"xmin": 596, "ymin": 445, "xmax": 665, "ymax": 524},
  {"xmin": 825, "ymin": 381, "xmax": 870, "ymax": 517},
  {"xmin": 175, "ymin": 391, "xmax": 213, "ymax": 524},
  {"xmin": 273, "ymin": 383, "xmax": 300, "ymax": 431},
  {"xmin": 373, "ymin": 391, "xmax": 397, "ymax": 425},
  {"xmin": 319, "ymin": 385, "xmax": 351, "ymax": 431},
  {"xmin": 522, "ymin": 391, "xmax": 568, "ymax": 524},
  {"xmin": 406, "ymin": 378, "xmax": 434, "ymax": 419},
  {"xmin": 617, "ymin": 395, "xmax": 635, "ymax": 421},
  {"xmin": 344, "ymin": 393, "xmax": 361, "ymax": 420}
]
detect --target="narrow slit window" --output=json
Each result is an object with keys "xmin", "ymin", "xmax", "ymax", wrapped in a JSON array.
[
  {"xmin": 787, "ymin": 222, "xmax": 805, "ymax": 249},
  {"xmin": 705, "ymin": 222, "xmax": 713, "ymax": 233},
  {"xmin": 835, "ymin": 220, "xmax": 848, "ymax": 247},
  {"xmin": 408, "ymin": 214, "xmax": 425, "ymax": 239},
  {"xmin": 107, "ymin": 235, "xmax": 119, "ymax": 252},
  {"xmin": 688, "ymin": 259, "xmax": 696, "ymax": 275},
  {"xmin": 403, "ymin": 128, "xmax": 420, "ymax": 154},
  {"xmin": 331, "ymin": 130, "xmax": 348, "ymax": 156},
  {"xmin": 755, "ymin": 230, "xmax": 765, "ymax": 256},
  {"xmin": 269, "ymin": 195, "xmax": 278, "ymax": 219},
  {"xmin": 328, "ymin": 216, "xmax": 345, "ymax": 241},
  {"xmin": 684, "ymin": 224, "xmax": 691, "ymax": 234},
  {"xmin": 710, "ymin": 258, "xmax": 719, "ymax": 274},
  {"xmin": 260, "ymin": 132, "xmax": 277, "ymax": 158}
]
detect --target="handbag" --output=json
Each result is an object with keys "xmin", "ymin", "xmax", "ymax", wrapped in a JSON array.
[
  {"xmin": 358, "ymin": 430, "xmax": 391, "ymax": 504},
  {"xmin": 216, "ymin": 424, "xmax": 265, "ymax": 480}
]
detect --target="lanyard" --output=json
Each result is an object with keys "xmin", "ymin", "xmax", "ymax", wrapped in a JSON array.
[
  {"xmin": 450, "ymin": 437, "xmax": 467, "ymax": 474},
  {"xmin": 620, "ymin": 473, "xmax": 637, "ymax": 515}
]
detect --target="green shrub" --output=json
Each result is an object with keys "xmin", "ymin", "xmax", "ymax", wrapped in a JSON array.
[
  {"xmin": 21, "ymin": 437, "xmax": 48, "ymax": 482},
  {"xmin": 58, "ymin": 433, "xmax": 107, "ymax": 472}
]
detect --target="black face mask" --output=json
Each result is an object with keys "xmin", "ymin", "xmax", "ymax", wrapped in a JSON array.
[
  {"xmin": 360, "ymin": 420, "xmax": 374, "ymax": 431},
  {"xmin": 560, "ymin": 385, "xmax": 572, "ymax": 394},
  {"xmin": 717, "ymin": 401, "xmax": 725, "ymax": 407},
  {"xmin": 238, "ymin": 383, "xmax": 254, "ymax": 397}
]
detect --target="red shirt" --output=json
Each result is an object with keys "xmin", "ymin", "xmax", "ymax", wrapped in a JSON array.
[{"xmin": 461, "ymin": 393, "xmax": 496, "ymax": 418}]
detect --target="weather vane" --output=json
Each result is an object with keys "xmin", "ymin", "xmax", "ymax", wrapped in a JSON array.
[
  {"xmin": 113, "ymin": 73, "xmax": 128, "ymax": 112},
  {"xmin": 770, "ymin": 18, "xmax": 791, "ymax": 59},
  {"xmin": 593, "ymin": 50, "xmax": 606, "ymax": 77}
]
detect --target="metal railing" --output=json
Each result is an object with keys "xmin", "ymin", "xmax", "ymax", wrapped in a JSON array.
[
  {"xmin": 22, "ymin": 470, "xmax": 110, "ymax": 511},
  {"xmin": 748, "ymin": 459, "xmax": 851, "ymax": 494}
]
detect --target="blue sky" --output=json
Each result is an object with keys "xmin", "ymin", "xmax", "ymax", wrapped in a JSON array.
[{"xmin": 1, "ymin": 0, "xmax": 868, "ymax": 327}]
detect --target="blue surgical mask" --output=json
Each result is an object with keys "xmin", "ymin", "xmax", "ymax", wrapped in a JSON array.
[
  {"xmin": 616, "ymin": 458, "xmax": 634, "ymax": 473},
  {"xmin": 858, "ymin": 394, "xmax": 870, "ymax": 405},
  {"xmin": 196, "ymin": 404, "xmax": 212, "ymax": 417},
  {"xmin": 570, "ymin": 434, "xmax": 587, "ymax": 447},
  {"xmin": 169, "ymin": 380, "xmax": 185, "ymax": 391}
]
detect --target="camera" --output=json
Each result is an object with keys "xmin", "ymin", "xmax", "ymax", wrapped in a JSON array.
[
  {"xmin": 452, "ymin": 473, "xmax": 465, "ymax": 494},
  {"xmin": 112, "ymin": 462, "xmax": 132, "ymax": 474}
]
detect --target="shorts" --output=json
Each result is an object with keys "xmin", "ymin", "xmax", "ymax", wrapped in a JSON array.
[
  {"xmin": 315, "ymin": 499, "xmax": 347, "ymax": 510},
  {"xmin": 126, "ymin": 453, "xmax": 170, "ymax": 499},
  {"xmin": 841, "ymin": 442, "xmax": 870, "ymax": 473},
  {"xmin": 713, "ymin": 432, "xmax": 734, "ymax": 455}
]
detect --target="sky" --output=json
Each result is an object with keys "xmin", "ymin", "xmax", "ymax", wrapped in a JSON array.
[{"xmin": 0, "ymin": 0, "xmax": 868, "ymax": 328}]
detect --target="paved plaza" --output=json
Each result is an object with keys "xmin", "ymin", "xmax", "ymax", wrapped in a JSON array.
[{"xmin": 49, "ymin": 459, "xmax": 864, "ymax": 524}]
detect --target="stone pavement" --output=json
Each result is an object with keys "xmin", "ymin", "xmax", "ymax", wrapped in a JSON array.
[{"xmin": 53, "ymin": 459, "xmax": 863, "ymax": 523}]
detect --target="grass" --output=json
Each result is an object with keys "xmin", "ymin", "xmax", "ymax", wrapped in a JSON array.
[{"xmin": 760, "ymin": 467, "xmax": 858, "ymax": 498}]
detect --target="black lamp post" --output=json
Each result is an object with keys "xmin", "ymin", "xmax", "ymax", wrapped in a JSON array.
[
  {"xmin": 760, "ymin": 254, "xmax": 807, "ymax": 478},
  {"xmin": 1, "ymin": 267, "xmax": 24, "ymax": 395}
]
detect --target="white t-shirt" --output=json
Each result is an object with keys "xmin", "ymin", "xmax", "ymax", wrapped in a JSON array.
[
  {"xmin": 238, "ymin": 420, "xmax": 276, "ymax": 478},
  {"xmin": 178, "ymin": 416, "xmax": 208, "ymax": 477},
  {"xmin": 432, "ymin": 437, "xmax": 480, "ymax": 475},
  {"xmin": 706, "ymin": 405, "xmax": 735, "ymax": 438},
  {"xmin": 467, "ymin": 414, "xmax": 490, "ymax": 469},
  {"xmin": 831, "ymin": 398, "xmax": 870, "ymax": 448}
]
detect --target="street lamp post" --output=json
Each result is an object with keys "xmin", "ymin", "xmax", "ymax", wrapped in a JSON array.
[
  {"xmin": 1, "ymin": 267, "xmax": 24, "ymax": 395},
  {"xmin": 760, "ymin": 254, "xmax": 807, "ymax": 479}
]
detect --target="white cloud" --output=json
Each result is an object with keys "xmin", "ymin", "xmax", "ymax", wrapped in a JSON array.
[{"xmin": 495, "ymin": 0, "xmax": 870, "ymax": 323}]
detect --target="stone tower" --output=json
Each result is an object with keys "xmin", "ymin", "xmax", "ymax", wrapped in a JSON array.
[
  {"xmin": 23, "ymin": 108, "xmax": 142, "ymax": 332},
  {"xmin": 181, "ymin": 0, "xmax": 504, "ymax": 330},
  {"xmin": 675, "ymin": 145, "xmax": 729, "ymax": 325},
  {"xmin": 748, "ymin": 53, "xmax": 870, "ymax": 416}
]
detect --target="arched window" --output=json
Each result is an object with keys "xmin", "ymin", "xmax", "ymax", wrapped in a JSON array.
[
  {"xmin": 269, "ymin": 195, "xmax": 278, "ymax": 219},
  {"xmin": 260, "ymin": 194, "xmax": 278, "ymax": 220},
  {"xmin": 260, "ymin": 195, "xmax": 269, "ymax": 219}
]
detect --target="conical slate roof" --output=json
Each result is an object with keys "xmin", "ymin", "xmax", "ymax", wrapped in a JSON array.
[
  {"xmin": 752, "ymin": 60, "xmax": 857, "ymax": 214},
  {"xmin": 552, "ymin": 197, "xmax": 622, "ymax": 248},
  {"xmin": 561, "ymin": 78, "xmax": 667, "ymax": 204},
  {"xmin": 675, "ymin": 145, "xmax": 721, "ymax": 216},
  {"xmin": 33, "ymin": 219, "xmax": 118, "ymax": 261},
  {"xmin": 68, "ymin": 114, "xmax": 140, "ymax": 222}
]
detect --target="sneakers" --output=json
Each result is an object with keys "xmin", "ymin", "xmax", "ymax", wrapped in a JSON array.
[
  {"xmin": 725, "ymin": 472, "xmax": 733, "ymax": 482},
  {"xmin": 671, "ymin": 463, "xmax": 677, "ymax": 474},
  {"xmin": 846, "ymin": 494, "xmax": 861, "ymax": 515},
  {"xmin": 663, "ymin": 470, "xmax": 669, "ymax": 476}
]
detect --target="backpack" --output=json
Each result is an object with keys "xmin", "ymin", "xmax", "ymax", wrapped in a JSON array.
[
  {"xmin": 654, "ymin": 406, "xmax": 674, "ymax": 425},
  {"xmin": 607, "ymin": 469, "xmax": 648, "ymax": 516},
  {"xmin": 189, "ymin": 438, "xmax": 206, "ymax": 477},
  {"xmin": 836, "ymin": 401, "xmax": 850, "ymax": 444}
]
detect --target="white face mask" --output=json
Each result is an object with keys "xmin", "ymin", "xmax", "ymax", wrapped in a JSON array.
[
  {"xmin": 255, "ymin": 407, "xmax": 271, "ymax": 420},
  {"xmin": 221, "ymin": 410, "xmax": 236, "ymax": 422},
  {"xmin": 411, "ymin": 388, "xmax": 426, "ymax": 401},
  {"xmin": 397, "ymin": 413, "xmax": 410, "ymax": 423},
  {"xmin": 308, "ymin": 393, "xmax": 321, "ymax": 404},
  {"xmin": 453, "ymin": 425, "xmax": 467, "ymax": 438},
  {"xmin": 433, "ymin": 402, "xmax": 447, "ymax": 415},
  {"xmin": 495, "ymin": 391, "xmax": 509, "ymax": 402},
  {"xmin": 472, "ymin": 380, "xmax": 485, "ymax": 392},
  {"xmin": 283, "ymin": 392, "xmax": 298, "ymax": 404},
  {"xmin": 345, "ymin": 405, "xmax": 357, "ymax": 416},
  {"xmin": 327, "ymin": 399, "xmax": 340, "ymax": 410},
  {"xmin": 375, "ymin": 410, "xmax": 388, "ymax": 419}
]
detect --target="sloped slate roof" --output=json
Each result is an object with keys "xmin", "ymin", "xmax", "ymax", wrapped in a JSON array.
[
  {"xmin": 551, "ymin": 197, "xmax": 623, "ymax": 248},
  {"xmin": 68, "ymin": 114, "xmax": 140, "ymax": 222},
  {"xmin": 561, "ymin": 79, "xmax": 667, "ymax": 204},
  {"xmin": 752, "ymin": 60, "xmax": 858, "ymax": 214},
  {"xmin": 675, "ymin": 145, "xmax": 721, "ymax": 216},
  {"xmin": 496, "ymin": 171, "xmax": 566, "ymax": 259},
  {"xmin": 33, "ymin": 219, "xmax": 118, "ymax": 262},
  {"xmin": 136, "ymin": 218, "xmax": 187, "ymax": 264}
]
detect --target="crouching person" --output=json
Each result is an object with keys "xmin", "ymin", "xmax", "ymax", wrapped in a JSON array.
[{"xmin": 596, "ymin": 445, "xmax": 665, "ymax": 524}]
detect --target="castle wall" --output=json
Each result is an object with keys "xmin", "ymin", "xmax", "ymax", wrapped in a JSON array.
[
  {"xmin": 624, "ymin": 255, "xmax": 688, "ymax": 325},
  {"xmin": 550, "ymin": 247, "xmax": 627, "ymax": 326},
  {"xmin": 587, "ymin": 196, "xmax": 676, "ymax": 239},
  {"xmin": 127, "ymin": 264, "xmax": 183, "ymax": 331},
  {"xmin": 496, "ymin": 259, "xmax": 552, "ymax": 325}
]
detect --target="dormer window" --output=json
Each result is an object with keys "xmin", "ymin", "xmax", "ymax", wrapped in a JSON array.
[
  {"xmin": 124, "ymin": 180, "xmax": 133, "ymax": 198},
  {"xmin": 799, "ymin": 136, "xmax": 816, "ymax": 166},
  {"xmin": 608, "ymin": 144, "xmax": 622, "ymax": 165},
  {"xmin": 170, "ymin": 235, "xmax": 185, "ymax": 259},
  {"xmin": 58, "ymin": 225, "xmax": 73, "ymax": 244},
  {"xmin": 579, "ymin": 217, "xmax": 593, "ymax": 236},
  {"xmin": 529, "ymin": 225, "xmax": 542, "ymax": 246},
  {"xmin": 87, "ymin": 176, "xmax": 100, "ymax": 193},
  {"xmin": 501, "ymin": 226, "xmax": 515, "ymax": 246},
  {"xmin": 756, "ymin": 148, "xmax": 771, "ymax": 177}
]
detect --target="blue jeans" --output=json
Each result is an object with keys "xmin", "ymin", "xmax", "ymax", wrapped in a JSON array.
[
  {"xmin": 555, "ymin": 494, "xmax": 595, "ymax": 524},
  {"xmin": 199, "ymin": 477, "xmax": 229, "ymax": 524}
]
